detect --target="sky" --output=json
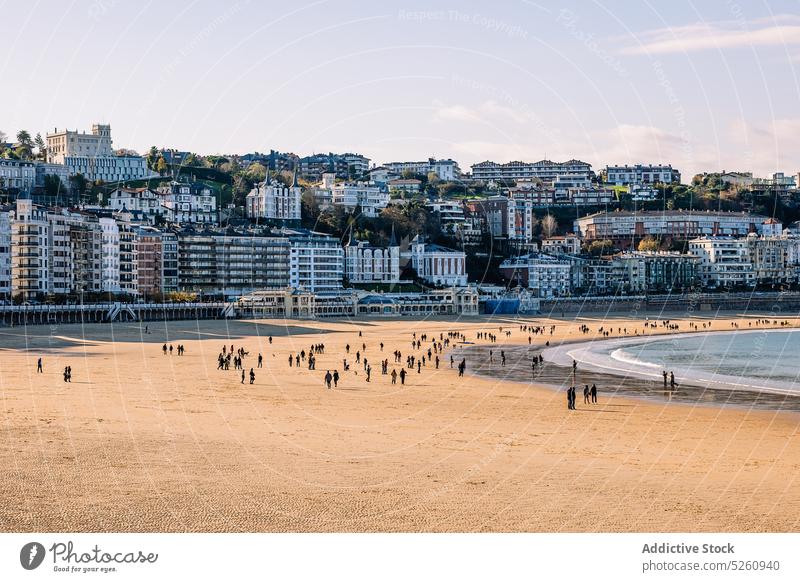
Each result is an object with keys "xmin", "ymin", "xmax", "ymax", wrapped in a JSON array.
[{"xmin": 2, "ymin": 0, "xmax": 800, "ymax": 179}]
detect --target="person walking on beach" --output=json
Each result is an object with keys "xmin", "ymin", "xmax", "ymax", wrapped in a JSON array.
[
  {"xmin": 241, "ymin": 369, "xmax": 245, "ymax": 384},
  {"xmin": 332, "ymin": 370, "xmax": 339, "ymax": 388},
  {"xmin": 501, "ymin": 351, "xmax": 506, "ymax": 366},
  {"xmin": 670, "ymin": 371, "xmax": 677, "ymax": 389},
  {"xmin": 63, "ymin": 367, "xmax": 69, "ymax": 383},
  {"xmin": 566, "ymin": 386, "xmax": 572, "ymax": 410},
  {"xmin": 663, "ymin": 370, "xmax": 668, "ymax": 388},
  {"xmin": 584, "ymin": 385, "xmax": 590, "ymax": 404},
  {"xmin": 258, "ymin": 353, "xmax": 263, "ymax": 368},
  {"xmin": 324, "ymin": 370, "xmax": 332, "ymax": 389},
  {"xmin": 391, "ymin": 369, "xmax": 397, "ymax": 384},
  {"xmin": 399, "ymin": 368, "xmax": 406, "ymax": 385},
  {"xmin": 249, "ymin": 368, "xmax": 255, "ymax": 384},
  {"xmin": 163, "ymin": 344, "xmax": 167, "ymax": 355},
  {"xmin": 591, "ymin": 383, "xmax": 597, "ymax": 404},
  {"xmin": 37, "ymin": 358, "xmax": 43, "ymax": 373}
]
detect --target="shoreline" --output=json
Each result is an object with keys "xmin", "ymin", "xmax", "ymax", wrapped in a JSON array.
[{"xmin": 1, "ymin": 315, "xmax": 799, "ymax": 532}]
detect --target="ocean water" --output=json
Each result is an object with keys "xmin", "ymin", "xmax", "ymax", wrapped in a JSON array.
[{"xmin": 610, "ymin": 329, "xmax": 800, "ymax": 394}]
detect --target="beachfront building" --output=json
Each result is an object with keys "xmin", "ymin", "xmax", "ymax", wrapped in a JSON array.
[
  {"xmin": 176, "ymin": 228, "xmax": 291, "ymax": 297},
  {"xmin": 245, "ymin": 173, "xmax": 302, "ymax": 223},
  {"xmin": 499, "ymin": 253, "xmax": 571, "ymax": 298},
  {"xmin": 609, "ymin": 251, "xmax": 698, "ymax": 293},
  {"xmin": 286, "ymin": 229, "xmax": 344, "ymax": 292},
  {"xmin": 471, "ymin": 159, "xmax": 592, "ymax": 183},
  {"xmin": 99, "ymin": 217, "xmax": 121, "ymax": 293},
  {"xmin": 688, "ymin": 237, "xmax": 754, "ymax": 288},
  {"xmin": 0, "ymin": 210, "xmax": 12, "ymax": 298},
  {"xmin": 405, "ymin": 235, "xmax": 467, "ymax": 287},
  {"xmin": 10, "ymin": 199, "xmax": 50, "ymax": 300},
  {"xmin": 331, "ymin": 181, "xmax": 389, "ymax": 217},
  {"xmin": 575, "ymin": 210, "xmax": 768, "ymax": 242},
  {"xmin": 605, "ymin": 164, "xmax": 680, "ymax": 185},
  {"xmin": 157, "ymin": 181, "xmax": 217, "ymax": 224},
  {"xmin": 345, "ymin": 235, "xmax": 400, "ymax": 284},
  {"xmin": 383, "ymin": 158, "xmax": 461, "ymax": 181}
]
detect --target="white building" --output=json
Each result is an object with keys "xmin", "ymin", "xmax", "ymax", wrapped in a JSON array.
[
  {"xmin": 0, "ymin": 210, "xmax": 11, "ymax": 297},
  {"xmin": 109, "ymin": 188, "xmax": 162, "ymax": 222},
  {"xmin": 99, "ymin": 217, "xmax": 121, "ymax": 293},
  {"xmin": 0, "ymin": 159, "xmax": 36, "ymax": 193},
  {"xmin": 345, "ymin": 236, "xmax": 400, "ymax": 284},
  {"xmin": 426, "ymin": 199, "xmax": 465, "ymax": 233},
  {"xmin": 541, "ymin": 235, "xmax": 581, "ymax": 255},
  {"xmin": 46, "ymin": 123, "xmax": 152, "ymax": 183},
  {"xmin": 331, "ymin": 181, "xmax": 389, "ymax": 217},
  {"xmin": 688, "ymin": 237, "xmax": 754, "ymax": 288},
  {"xmin": 246, "ymin": 173, "xmax": 302, "ymax": 222},
  {"xmin": 46, "ymin": 124, "xmax": 113, "ymax": 163},
  {"xmin": 384, "ymin": 158, "xmax": 460, "ymax": 181},
  {"xmin": 471, "ymin": 159, "xmax": 592, "ymax": 183},
  {"xmin": 499, "ymin": 253, "xmax": 571, "ymax": 298},
  {"xmin": 575, "ymin": 210, "xmax": 768, "ymax": 241},
  {"xmin": 63, "ymin": 155, "xmax": 150, "ymax": 183},
  {"xmin": 405, "ymin": 235, "xmax": 467, "ymax": 287},
  {"xmin": 605, "ymin": 164, "xmax": 680, "ymax": 185},
  {"xmin": 157, "ymin": 182, "xmax": 217, "ymax": 224},
  {"xmin": 287, "ymin": 230, "xmax": 344, "ymax": 292}
]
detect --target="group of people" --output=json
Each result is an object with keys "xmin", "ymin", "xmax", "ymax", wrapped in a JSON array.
[
  {"xmin": 162, "ymin": 343, "xmax": 186, "ymax": 356},
  {"xmin": 566, "ymin": 384, "xmax": 598, "ymax": 409}
]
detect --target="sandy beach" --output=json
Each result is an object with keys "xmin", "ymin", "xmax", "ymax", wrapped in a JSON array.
[{"xmin": 1, "ymin": 314, "xmax": 798, "ymax": 532}]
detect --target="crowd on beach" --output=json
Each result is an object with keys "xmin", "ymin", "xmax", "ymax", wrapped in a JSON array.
[{"xmin": 28, "ymin": 316, "xmax": 800, "ymax": 415}]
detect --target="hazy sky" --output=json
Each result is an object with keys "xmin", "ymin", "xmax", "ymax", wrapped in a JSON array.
[{"xmin": 3, "ymin": 0, "xmax": 800, "ymax": 178}]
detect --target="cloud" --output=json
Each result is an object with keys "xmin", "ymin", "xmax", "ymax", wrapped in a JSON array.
[
  {"xmin": 432, "ymin": 100, "xmax": 537, "ymax": 125},
  {"xmin": 621, "ymin": 15, "xmax": 800, "ymax": 55}
]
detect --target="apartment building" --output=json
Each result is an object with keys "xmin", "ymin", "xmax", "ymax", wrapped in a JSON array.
[
  {"xmin": 575, "ymin": 210, "xmax": 768, "ymax": 242},
  {"xmin": 345, "ymin": 236, "xmax": 400, "ymax": 284},
  {"xmin": 157, "ymin": 181, "xmax": 217, "ymax": 224},
  {"xmin": 405, "ymin": 235, "xmax": 467, "ymax": 287},
  {"xmin": 331, "ymin": 181, "xmax": 389, "ymax": 217},
  {"xmin": 471, "ymin": 159, "xmax": 592, "ymax": 183},
  {"xmin": 688, "ymin": 237, "xmax": 754, "ymax": 288},
  {"xmin": 610, "ymin": 251, "xmax": 698, "ymax": 292},
  {"xmin": 383, "ymin": 158, "xmax": 460, "ymax": 181},
  {"xmin": 286, "ymin": 229, "xmax": 344, "ymax": 292},
  {"xmin": 0, "ymin": 159, "xmax": 36, "ymax": 193},
  {"xmin": 245, "ymin": 174, "xmax": 302, "ymax": 223},
  {"xmin": 605, "ymin": 164, "xmax": 680, "ymax": 185},
  {"xmin": 499, "ymin": 253, "xmax": 571, "ymax": 298}
]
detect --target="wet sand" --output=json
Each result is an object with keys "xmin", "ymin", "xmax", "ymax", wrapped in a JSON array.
[{"xmin": 0, "ymin": 315, "xmax": 799, "ymax": 532}]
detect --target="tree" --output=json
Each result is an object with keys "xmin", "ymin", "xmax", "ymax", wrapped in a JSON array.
[
  {"xmin": 638, "ymin": 237, "xmax": 660, "ymax": 252},
  {"xmin": 16, "ymin": 130, "xmax": 33, "ymax": 147},
  {"xmin": 146, "ymin": 146, "xmax": 159, "ymax": 171},
  {"xmin": 587, "ymin": 239, "xmax": 614, "ymax": 256},
  {"xmin": 14, "ymin": 144, "xmax": 32, "ymax": 160},
  {"xmin": 69, "ymin": 173, "xmax": 88, "ymax": 198},
  {"xmin": 244, "ymin": 162, "xmax": 267, "ymax": 183},
  {"xmin": 34, "ymin": 133, "xmax": 46, "ymax": 159},
  {"xmin": 155, "ymin": 156, "xmax": 168, "ymax": 176},
  {"xmin": 541, "ymin": 214, "xmax": 558, "ymax": 238},
  {"xmin": 43, "ymin": 174, "xmax": 63, "ymax": 199}
]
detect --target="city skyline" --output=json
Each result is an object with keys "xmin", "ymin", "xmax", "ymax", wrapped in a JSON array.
[{"xmin": 3, "ymin": 1, "xmax": 800, "ymax": 179}]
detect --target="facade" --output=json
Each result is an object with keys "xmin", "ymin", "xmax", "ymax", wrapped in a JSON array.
[
  {"xmin": 387, "ymin": 179, "xmax": 422, "ymax": 194},
  {"xmin": 0, "ymin": 159, "xmax": 36, "ymax": 193},
  {"xmin": 330, "ymin": 181, "xmax": 389, "ymax": 217},
  {"xmin": 688, "ymin": 237, "xmax": 754, "ymax": 288},
  {"xmin": 610, "ymin": 251, "xmax": 698, "ymax": 292},
  {"xmin": 245, "ymin": 174, "xmax": 302, "ymax": 223},
  {"xmin": 63, "ymin": 155, "xmax": 150, "ymax": 183},
  {"xmin": 426, "ymin": 199, "xmax": 466, "ymax": 233},
  {"xmin": 499, "ymin": 253, "xmax": 571, "ymax": 298},
  {"xmin": 605, "ymin": 164, "xmax": 680, "ymax": 185},
  {"xmin": 157, "ymin": 181, "xmax": 217, "ymax": 224},
  {"xmin": 11, "ymin": 199, "xmax": 51, "ymax": 301},
  {"xmin": 109, "ymin": 188, "xmax": 162, "ymax": 222},
  {"xmin": 471, "ymin": 159, "xmax": 592, "ymax": 183},
  {"xmin": 575, "ymin": 210, "xmax": 768, "ymax": 242},
  {"xmin": 541, "ymin": 235, "xmax": 581, "ymax": 255},
  {"xmin": 0, "ymin": 209, "xmax": 11, "ymax": 298},
  {"xmin": 345, "ymin": 236, "xmax": 400, "ymax": 284},
  {"xmin": 405, "ymin": 235, "xmax": 467, "ymax": 287},
  {"xmin": 176, "ymin": 229, "xmax": 291, "ymax": 297},
  {"xmin": 287, "ymin": 230, "xmax": 344, "ymax": 292},
  {"xmin": 99, "ymin": 217, "xmax": 121, "ymax": 293},
  {"xmin": 299, "ymin": 153, "xmax": 370, "ymax": 181},
  {"xmin": 46, "ymin": 124, "xmax": 113, "ymax": 163},
  {"xmin": 383, "ymin": 158, "xmax": 460, "ymax": 181}
]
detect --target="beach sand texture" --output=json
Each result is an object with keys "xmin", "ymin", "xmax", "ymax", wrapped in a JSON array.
[{"xmin": 0, "ymin": 315, "xmax": 798, "ymax": 532}]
